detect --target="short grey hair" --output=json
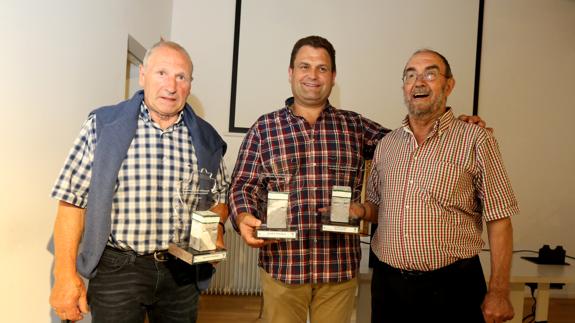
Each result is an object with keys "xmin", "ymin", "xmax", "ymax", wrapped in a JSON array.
[{"xmin": 143, "ymin": 40, "xmax": 194, "ymax": 76}]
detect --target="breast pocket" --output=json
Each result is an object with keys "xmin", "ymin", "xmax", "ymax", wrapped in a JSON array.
[
  {"xmin": 327, "ymin": 153, "xmax": 362, "ymax": 188},
  {"xmin": 263, "ymin": 154, "xmax": 300, "ymax": 192},
  {"xmin": 420, "ymin": 161, "xmax": 473, "ymax": 205}
]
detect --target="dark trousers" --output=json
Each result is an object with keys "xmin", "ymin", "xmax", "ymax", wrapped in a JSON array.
[
  {"xmin": 371, "ymin": 256, "xmax": 487, "ymax": 323},
  {"xmin": 87, "ymin": 247, "xmax": 200, "ymax": 323}
]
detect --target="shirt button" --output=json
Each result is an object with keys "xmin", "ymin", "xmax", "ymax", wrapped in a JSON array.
[
  {"xmin": 405, "ymin": 205, "xmax": 409, "ymax": 209},
  {"xmin": 409, "ymin": 180, "xmax": 413, "ymax": 185}
]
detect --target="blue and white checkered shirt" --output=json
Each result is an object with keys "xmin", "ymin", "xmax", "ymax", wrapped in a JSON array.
[{"xmin": 51, "ymin": 103, "xmax": 229, "ymax": 254}]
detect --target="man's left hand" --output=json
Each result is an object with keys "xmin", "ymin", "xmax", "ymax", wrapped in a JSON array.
[
  {"xmin": 210, "ymin": 203, "xmax": 228, "ymax": 250},
  {"xmin": 481, "ymin": 289, "xmax": 514, "ymax": 323},
  {"xmin": 216, "ymin": 224, "xmax": 225, "ymax": 249}
]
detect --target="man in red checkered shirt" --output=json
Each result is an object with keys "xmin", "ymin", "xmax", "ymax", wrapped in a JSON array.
[
  {"xmin": 352, "ymin": 49, "xmax": 518, "ymax": 323},
  {"xmin": 229, "ymin": 35, "xmax": 389, "ymax": 323}
]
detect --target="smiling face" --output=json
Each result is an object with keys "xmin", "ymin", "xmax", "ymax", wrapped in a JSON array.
[
  {"xmin": 288, "ymin": 45, "xmax": 336, "ymax": 110},
  {"xmin": 139, "ymin": 44, "xmax": 192, "ymax": 128},
  {"xmin": 402, "ymin": 51, "xmax": 455, "ymax": 120}
]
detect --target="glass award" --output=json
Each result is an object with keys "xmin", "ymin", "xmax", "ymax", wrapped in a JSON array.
[
  {"xmin": 256, "ymin": 191, "xmax": 297, "ymax": 239},
  {"xmin": 168, "ymin": 168, "xmax": 227, "ymax": 264},
  {"xmin": 321, "ymin": 185, "xmax": 360, "ymax": 234}
]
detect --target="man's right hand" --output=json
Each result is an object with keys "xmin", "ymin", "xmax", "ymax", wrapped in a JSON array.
[
  {"xmin": 349, "ymin": 202, "xmax": 366, "ymax": 220},
  {"xmin": 236, "ymin": 212, "xmax": 272, "ymax": 248},
  {"xmin": 50, "ymin": 272, "xmax": 89, "ymax": 322}
]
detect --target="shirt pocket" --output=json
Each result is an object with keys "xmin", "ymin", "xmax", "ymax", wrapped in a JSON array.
[
  {"xmin": 420, "ymin": 161, "xmax": 473, "ymax": 205},
  {"xmin": 327, "ymin": 151, "xmax": 362, "ymax": 189},
  {"xmin": 263, "ymin": 154, "xmax": 300, "ymax": 192}
]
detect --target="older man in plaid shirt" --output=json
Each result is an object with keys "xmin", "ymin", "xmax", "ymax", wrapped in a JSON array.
[
  {"xmin": 49, "ymin": 41, "xmax": 228, "ymax": 323},
  {"xmin": 353, "ymin": 49, "xmax": 518, "ymax": 323}
]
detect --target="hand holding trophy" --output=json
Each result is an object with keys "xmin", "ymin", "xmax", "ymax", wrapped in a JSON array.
[
  {"xmin": 169, "ymin": 169, "xmax": 227, "ymax": 264},
  {"xmin": 254, "ymin": 157, "xmax": 299, "ymax": 240},
  {"xmin": 320, "ymin": 186, "xmax": 361, "ymax": 234}
]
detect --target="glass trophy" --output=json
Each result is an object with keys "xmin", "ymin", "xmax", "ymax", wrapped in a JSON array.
[
  {"xmin": 255, "ymin": 191, "xmax": 297, "ymax": 239},
  {"xmin": 321, "ymin": 185, "xmax": 360, "ymax": 234},
  {"xmin": 255, "ymin": 160, "xmax": 299, "ymax": 240},
  {"xmin": 168, "ymin": 168, "xmax": 227, "ymax": 264}
]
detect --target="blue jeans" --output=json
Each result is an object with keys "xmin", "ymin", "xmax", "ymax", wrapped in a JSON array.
[{"xmin": 87, "ymin": 247, "xmax": 200, "ymax": 323}]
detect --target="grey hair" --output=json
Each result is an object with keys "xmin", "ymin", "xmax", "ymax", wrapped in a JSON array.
[{"xmin": 142, "ymin": 40, "xmax": 194, "ymax": 76}]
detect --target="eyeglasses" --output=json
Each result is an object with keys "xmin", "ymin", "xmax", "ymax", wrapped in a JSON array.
[{"xmin": 402, "ymin": 69, "xmax": 448, "ymax": 84}]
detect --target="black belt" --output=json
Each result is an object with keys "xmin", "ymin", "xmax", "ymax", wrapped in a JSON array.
[
  {"xmin": 105, "ymin": 246, "xmax": 170, "ymax": 262},
  {"xmin": 380, "ymin": 255, "xmax": 480, "ymax": 280}
]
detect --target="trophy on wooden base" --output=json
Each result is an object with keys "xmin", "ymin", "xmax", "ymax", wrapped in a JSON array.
[{"xmin": 168, "ymin": 168, "xmax": 227, "ymax": 264}]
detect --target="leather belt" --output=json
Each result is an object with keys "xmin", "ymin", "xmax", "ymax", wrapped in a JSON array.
[
  {"xmin": 381, "ymin": 255, "xmax": 479, "ymax": 281},
  {"xmin": 105, "ymin": 246, "xmax": 170, "ymax": 262}
]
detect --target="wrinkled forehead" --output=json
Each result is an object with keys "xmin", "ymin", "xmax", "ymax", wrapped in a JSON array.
[
  {"xmin": 147, "ymin": 45, "xmax": 193, "ymax": 75},
  {"xmin": 404, "ymin": 51, "xmax": 445, "ymax": 73},
  {"xmin": 295, "ymin": 46, "xmax": 332, "ymax": 66}
]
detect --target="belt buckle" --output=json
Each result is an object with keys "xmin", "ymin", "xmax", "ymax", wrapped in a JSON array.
[
  {"xmin": 400, "ymin": 269, "xmax": 424, "ymax": 279},
  {"xmin": 153, "ymin": 251, "xmax": 169, "ymax": 262}
]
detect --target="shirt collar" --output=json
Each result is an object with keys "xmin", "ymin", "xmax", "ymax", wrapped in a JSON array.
[
  {"xmin": 401, "ymin": 107, "xmax": 455, "ymax": 138},
  {"xmin": 139, "ymin": 102, "xmax": 184, "ymax": 131},
  {"xmin": 283, "ymin": 97, "xmax": 335, "ymax": 120}
]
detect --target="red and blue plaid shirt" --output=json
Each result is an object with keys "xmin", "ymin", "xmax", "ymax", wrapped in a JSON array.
[{"xmin": 229, "ymin": 98, "xmax": 388, "ymax": 284}]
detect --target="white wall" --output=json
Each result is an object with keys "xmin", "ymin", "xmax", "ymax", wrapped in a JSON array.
[
  {"xmin": 170, "ymin": 0, "xmax": 245, "ymax": 169},
  {"xmin": 0, "ymin": 0, "xmax": 173, "ymax": 321},
  {"xmin": 480, "ymin": 0, "xmax": 575, "ymax": 296},
  {"xmin": 231, "ymin": 0, "xmax": 478, "ymax": 130}
]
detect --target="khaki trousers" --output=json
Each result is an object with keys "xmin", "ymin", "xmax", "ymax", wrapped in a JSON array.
[{"xmin": 260, "ymin": 268, "xmax": 357, "ymax": 323}]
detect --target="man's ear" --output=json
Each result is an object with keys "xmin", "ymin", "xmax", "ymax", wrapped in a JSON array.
[
  {"xmin": 331, "ymin": 71, "xmax": 337, "ymax": 87},
  {"xmin": 445, "ymin": 77, "xmax": 455, "ymax": 96},
  {"xmin": 138, "ymin": 65, "xmax": 145, "ymax": 88}
]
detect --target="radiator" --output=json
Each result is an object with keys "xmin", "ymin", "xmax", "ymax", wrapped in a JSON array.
[{"xmin": 204, "ymin": 222, "xmax": 262, "ymax": 295}]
